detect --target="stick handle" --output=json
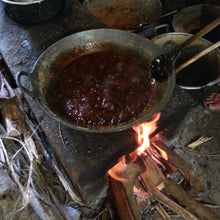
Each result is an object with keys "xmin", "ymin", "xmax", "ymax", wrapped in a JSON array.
[
  {"xmin": 169, "ymin": 17, "xmax": 220, "ymax": 58},
  {"xmin": 175, "ymin": 41, "xmax": 220, "ymax": 74}
]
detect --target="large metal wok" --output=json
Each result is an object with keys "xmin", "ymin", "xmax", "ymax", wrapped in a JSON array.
[
  {"xmin": 83, "ymin": 0, "xmax": 162, "ymax": 30},
  {"xmin": 16, "ymin": 29, "xmax": 175, "ymax": 133}
]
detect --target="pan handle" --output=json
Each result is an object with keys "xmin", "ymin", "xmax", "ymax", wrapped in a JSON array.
[
  {"xmin": 154, "ymin": 24, "xmax": 169, "ymax": 36},
  {"xmin": 16, "ymin": 71, "xmax": 35, "ymax": 97}
]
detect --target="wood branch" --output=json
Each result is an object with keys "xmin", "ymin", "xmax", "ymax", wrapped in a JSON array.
[
  {"xmin": 140, "ymin": 156, "xmax": 198, "ymax": 219},
  {"xmin": 163, "ymin": 180, "xmax": 219, "ymax": 220},
  {"xmin": 187, "ymin": 136, "xmax": 213, "ymax": 149},
  {"xmin": 109, "ymin": 155, "xmax": 146, "ymax": 220},
  {"xmin": 141, "ymin": 154, "xmax": 219, "ymax": 220},
  {"xmin": 52, "ymin": 163, "xmax": 83, "ymax": 205},
  {"xmin": 154, "ymin": 202, "xmax": 171, "ymax": 220},
  {"xmin": 140, "ymin": 155, "xmax": 166, "ymax": 196},
  {"xmin": 152, "ymin": 141, "xmax": 205, "ymax": 192},
  {"xmin": 153, "ymin": 189, "xmax": 199, "ymax": 220}
]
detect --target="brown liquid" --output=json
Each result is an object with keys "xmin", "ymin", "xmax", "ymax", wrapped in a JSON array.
[{"xmin": 47, "ymin": 52, "xmax": 153, "ymax": 128}]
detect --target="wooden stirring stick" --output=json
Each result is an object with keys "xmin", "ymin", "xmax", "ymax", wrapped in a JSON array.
[
  {"xmin": 150, "ymin": 17, "xmax": 220, "ymax": 82},
  {"xmin": 168, "ymin": 17, "xmax": 220, "ymax": 58},
  {"xmin": 175, "ymin": 41, "xmax": 220, "ymax": 74}
]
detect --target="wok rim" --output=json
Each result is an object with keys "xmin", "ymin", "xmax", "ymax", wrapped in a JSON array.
[
  {"xmin": 23, "ymin": 29, "xmax": 176, "ymax": 133},
  {"xmin": 172, "ymin": 4, "xmax": 220, "ymax": 33}
]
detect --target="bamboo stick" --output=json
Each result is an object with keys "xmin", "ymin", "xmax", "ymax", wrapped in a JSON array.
[
  {"xmin": 169, "ymin": 17, "xmax": 220, "ymax": 58},
  {"xmin": 154, "ymin": 203, "xmax": 171, "ymax": 220},
  {"xmin": 175, "ymin": 41, "xmax": 220, "ymax": 73}
]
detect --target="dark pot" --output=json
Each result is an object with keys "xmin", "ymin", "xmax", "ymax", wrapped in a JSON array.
[
  {"xmin": 2, "ymin": 0, "xmax": 64, "ymax": 24},
  {"xmin": 152, "ymin": 32, "xmax": 220, "ymax": 89},
  {"xmin": 172, "ymin": 4, "xmax": 220, "ymax": 43}
]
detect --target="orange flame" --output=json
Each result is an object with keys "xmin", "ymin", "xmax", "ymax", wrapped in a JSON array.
[
  {"xmin": 133, "ymin": 113, "xmax": 161, "ymax": 155},
  {"xmin": 153, "ymin": 143, "xmax": 168, "ymax": 161},
  {"xmin": 108, "ymin": 112, "xmax": 169, "ymax": 182},
  {"xmin": 108, "ymin": 156, "xmax": 128, "ymax": 182}
]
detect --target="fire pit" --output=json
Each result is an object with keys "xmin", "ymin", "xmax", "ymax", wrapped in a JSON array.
[{"xmin": 108, "ymin": 112, "xmax": 219, "ymax": 220}]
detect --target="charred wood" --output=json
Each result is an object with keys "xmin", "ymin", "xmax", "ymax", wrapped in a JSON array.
[
  {"xmin": 152, "ymin": 141, "xmax": 205, "ymax": 192},
  {"xmin": 141, "ymin": 153, "xmax": 219, "ymax": 220},
  {"xmin": 109, "ymin": 155, "xmax": 146, "ymax": 220}
]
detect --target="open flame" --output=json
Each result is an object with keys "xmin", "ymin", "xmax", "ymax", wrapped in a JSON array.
[
  {"xmin": 153, "ymin": 142, "xmax": 168, "ymax": 161},
  {"xmin": 108, "ymin": 113, "xmax": 168, "ymax": 182},
  {"xmin": 133, "ymin": 113, "xmax": 161, "ymax": 156},
  {"xmin": 108, "ymin": 156, "xmax": 128, "ymax": 182}
]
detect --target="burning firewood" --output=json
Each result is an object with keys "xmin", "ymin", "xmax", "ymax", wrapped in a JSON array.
[
  {"xmin": 140, "ymin": 154, "xmax": 166, "ymax": 197},
  {"xmin": 153, "ymin": 189, "xmax": 198, "ymax": 220},
  {"xmin": 151, "ymin": 141, "xmax": 205, "ymax": 192},
  {"xmin": 140, "ymin": 152, "xmax": 219, "ymax": 220},
  {"xmin": 109, "ymin": 154, "xmax": 146, "ymax": 220},
  {"xmin": 108, "ymin": 112, "xmax": 219, "ymax": 220},
  {"xmin": 162, "ymin": 179, "xmax": 219, "ymax": 220},
  {"xmin": 140, "ymin": 153, "xmax": 198, "ymax": 219}
]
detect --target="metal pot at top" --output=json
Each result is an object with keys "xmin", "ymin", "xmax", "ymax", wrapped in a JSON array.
[
  {"xmin": 152, "ymin": 32, "xmax": 220, "ymax": 89},
  {"xmin": 1, "ymin": 0, "xmax": 64, "ymax": 24}
]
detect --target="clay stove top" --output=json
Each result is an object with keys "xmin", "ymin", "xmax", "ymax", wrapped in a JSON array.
[{"xmin": 0, "ymin": 0, "xmax": 219, "ymax": 217}]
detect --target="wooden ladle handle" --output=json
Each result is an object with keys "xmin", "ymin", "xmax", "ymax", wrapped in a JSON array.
[
  {"xmin": 169, "ymin": 17, "xmax": 220, "ymax": 58},
  {"xmin": 175, "ymin": 41, "xmax": 220, "ymax": 74}
]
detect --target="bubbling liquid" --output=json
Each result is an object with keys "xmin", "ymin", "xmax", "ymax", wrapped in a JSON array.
[{"xmin": 47, "ymin": 52, "xmax": 154, "ymax": 128}]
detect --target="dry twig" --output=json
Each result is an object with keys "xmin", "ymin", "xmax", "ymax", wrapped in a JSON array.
[
  {"xmin": 188, "ymin": 136, "xmax": 213, "ymax": 149},
  {"xmin": 0, "ymin": 135, "xmax": 33, "ymax": 208},
  {"xmin": 154, "ymin": 203, "xmax": 171, "ymax": 220}
]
